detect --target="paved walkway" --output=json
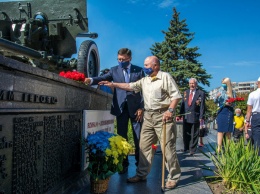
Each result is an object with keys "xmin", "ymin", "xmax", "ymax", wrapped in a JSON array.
[{"xmin": 63, "ymin": 127, "xmax": 218, "ymax": 194}]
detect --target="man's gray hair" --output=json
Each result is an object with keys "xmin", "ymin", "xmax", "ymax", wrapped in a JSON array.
[
  {"xmin": 189, "ymin": 78, "xmax": 198, "ymax": 84},
  {"xmin": 235, "ymin": 108, "xmax": 241, "ymax": 112}
]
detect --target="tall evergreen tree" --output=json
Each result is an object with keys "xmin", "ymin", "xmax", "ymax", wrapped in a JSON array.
[{"xmin": 150, "ymin": 7, "xmax": 211, "ymax": 93}]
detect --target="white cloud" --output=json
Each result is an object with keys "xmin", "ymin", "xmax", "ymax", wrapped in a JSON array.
[
  {"xmin": 158, "ymin": 0, "xmax": 179, "ymax": 8},
  {"xmin": 127, "ymin": 0, "xmax": 180, "ymax": 9},
  {"xmin": 231, "ymin": 61, "xmax": 260, "ymax": 66},
  {"xmin": 127, "ymin": 0, "xmax": 139, "ymax": 4}
]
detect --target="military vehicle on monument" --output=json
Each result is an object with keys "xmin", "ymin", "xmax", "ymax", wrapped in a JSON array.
[{"xmin": 0, "ymin": 0, "xmax": 100, "ymax": 77}]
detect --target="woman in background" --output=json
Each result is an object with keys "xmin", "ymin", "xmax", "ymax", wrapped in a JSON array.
[{"xmin": 214, "ymin": 77, "xmax": 235, "ymax": 153}]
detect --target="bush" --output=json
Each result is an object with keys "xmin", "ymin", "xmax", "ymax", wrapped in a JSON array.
[{"xmin": 201, "ymin": 138, "xmax": 260, "ymax": 193}]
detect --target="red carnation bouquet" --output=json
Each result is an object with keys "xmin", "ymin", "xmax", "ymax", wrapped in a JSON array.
[
  {"xmin": 59, "ymin": 71, "xmax": 85, "ymax": 82},
  {"xmin": 226, "ymin": 97, "xmax": 245, "ymax": 103}
]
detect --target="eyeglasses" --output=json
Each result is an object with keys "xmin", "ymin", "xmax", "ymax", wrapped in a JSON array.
[{"xmin": 117, "ymin": 58, "xmax": 130, "ymax": 62}]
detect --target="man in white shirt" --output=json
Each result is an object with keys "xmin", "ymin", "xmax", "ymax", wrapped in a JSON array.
[
  {"xmin": 245, "ymin": 77, "xmax": 260, "ymax": 156},
  {"xmin": 99, "ymin": 56, "xmax": 182, "ymax": 190}
]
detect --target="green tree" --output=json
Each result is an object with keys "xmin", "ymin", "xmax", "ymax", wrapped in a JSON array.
[
  {"xmin": 150, "ymin": 7, "xmax": 211, "ymax": 93},
  {"xmin": 205, "ymin": 99, "xmax": 218, "ymax": 120}
]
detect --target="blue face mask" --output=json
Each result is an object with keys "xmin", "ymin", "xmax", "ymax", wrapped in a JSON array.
[
  {"xmin": 222, "ymin": 84, "xmax": 227, "ymax": 90},
  {"xmin": 236, "ymin": 113, "xmax": 240, "ymax": 116},
  {"xmin": 143, "ymin": 67, "xmax": 154, "ymax": 76},
  {"xmin": 118, "ymin": 61, "xmax": 130, "ymax": 68}
]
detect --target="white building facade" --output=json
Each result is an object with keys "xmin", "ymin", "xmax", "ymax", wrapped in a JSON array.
[
  {"xmin": 209, "ymin": 81, "xmax": 256, "ymax": 99},
  {"xmin": 232, "ymin": 81, "xmax": 256, "ymax": 93}
]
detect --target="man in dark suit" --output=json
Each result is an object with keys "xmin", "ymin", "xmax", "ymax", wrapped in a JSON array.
[
  {"xmin": 84, "ymin": 48, "xmax": 145, "ymax": 173},
  {"xmin": 180, "ymin": 78, "xmax": 205, "ymax": 155}
]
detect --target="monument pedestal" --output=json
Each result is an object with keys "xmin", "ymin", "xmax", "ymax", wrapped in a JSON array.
[{"xmin": 0, "ymin": 55, "xmax": 112, "ymax": 193}]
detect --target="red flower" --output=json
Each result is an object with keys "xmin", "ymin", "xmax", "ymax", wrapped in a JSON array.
[
  {"xmin": 59, "ymin": 71, "xmax": 66, "ymax": 76},
  {"xmin": 226, "ymin": 97, "xmax": 245, "ymax": 103},
  {"xmin": 152, "ymin": 144, "xmax": 158, "ymax": 150},
  {"xmin": 59, "ymin": 71, "xmax": 85, "ymax": 82}
]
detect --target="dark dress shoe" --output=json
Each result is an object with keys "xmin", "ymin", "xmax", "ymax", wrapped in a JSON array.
[
  {"xmin": 118, "ymin": 166, "xmax": 128, "ymax": 174},
  {"xmin": 127, "ymin": 175, "xmax": 147, "ymax": 183}
]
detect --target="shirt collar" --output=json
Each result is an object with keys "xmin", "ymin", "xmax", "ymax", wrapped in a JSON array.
[{"xmin": 149, "ymin": 71, "xmax": 162, "ymax": 81}]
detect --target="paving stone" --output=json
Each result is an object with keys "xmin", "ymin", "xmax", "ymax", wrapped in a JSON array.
[{"xmin": 74, "ymin": 128, "xmax": 219, "ymax": 194}]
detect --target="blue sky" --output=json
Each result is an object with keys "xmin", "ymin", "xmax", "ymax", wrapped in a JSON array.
[
  {"xmin": 75, "ymin": 0, "xmax": 260, "ymax": 92},
  {"xmin": 1, "ymin": 0, "xmax": 259, "ymax": 91}
]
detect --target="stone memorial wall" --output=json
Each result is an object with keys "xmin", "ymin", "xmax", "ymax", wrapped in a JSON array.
[{"xmin": 0, "ymin": 55, "xmax": 112, "ymax": 193}]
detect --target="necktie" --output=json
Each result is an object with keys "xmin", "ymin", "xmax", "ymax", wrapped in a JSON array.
[
  {"xmin": 188, "ymin": 91, "xmax": 193, "ymax": 106},
  {"xmin": 124, "ymin": 68, "xmax": 130, "ymax": 83}
]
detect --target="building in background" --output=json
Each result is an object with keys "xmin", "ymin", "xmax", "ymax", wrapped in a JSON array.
[
  {"xmin": 232, "ymin": 81, "xmax": 256, "ymax": 93},
  {"xmin": 209, "ymin": 81, "xmax": 256, "ymax": 99},
  {"xmin": 209, "ymin": 87, "xmax": 221, "ymax": 100}
]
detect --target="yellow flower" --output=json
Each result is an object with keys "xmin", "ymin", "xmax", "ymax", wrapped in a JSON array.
[
  {"xmin": 112, "ymin": 150, "xmax": 118, "ymax": 158},
  {"xmin": 86, "ymin": 131, "xmax": 133, "ymax": 181},
  {"xmin": 105, "ymin": 149, "xmax": 112, "ymax": 156},
  {"xmin": 113, "ymin": 158, "xmax": 119, "ymax": 164},
  {"xmin": 108, "ymin": 135, "xmax": 132, "ymax": 159}
]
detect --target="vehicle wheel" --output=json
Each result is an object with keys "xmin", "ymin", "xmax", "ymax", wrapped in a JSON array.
[{"xmin": 77, "ymin": 40, "xmax": 100, "ymax": 77}]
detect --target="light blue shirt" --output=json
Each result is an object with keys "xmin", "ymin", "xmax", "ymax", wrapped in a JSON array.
[{"xmin": 214, "ymin": 87, "xmax": 236, "ymax": 107}]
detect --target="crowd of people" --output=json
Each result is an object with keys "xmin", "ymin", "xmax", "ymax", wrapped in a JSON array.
[
  {"xmin": 213, "ymin": 77, "xmax": 260, "ymax": 156},
  {"xmin": 84, "ymin": 47, "xmax": 260, "ymax": 190}
]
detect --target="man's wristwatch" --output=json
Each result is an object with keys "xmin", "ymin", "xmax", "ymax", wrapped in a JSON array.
[{"xmin": 168, "ymin": 108, "xmax": 175, "ymax": 113}]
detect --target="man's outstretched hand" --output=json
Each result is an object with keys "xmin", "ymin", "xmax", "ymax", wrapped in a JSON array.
[
  {"xmin": 98, "ymin": 81, "xmax": 113, "ymax": 87},
  {"xmin": 84, "ymin": 78, "xmax": 91, "ymax": 85}
]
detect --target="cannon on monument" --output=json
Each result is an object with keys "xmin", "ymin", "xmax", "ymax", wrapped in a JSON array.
[{"xmin": 0, "ymin": 0, "xmax": 100, "ymax": 77}]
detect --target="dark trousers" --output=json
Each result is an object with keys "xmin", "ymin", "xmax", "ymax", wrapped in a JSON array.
[
  {"xmin": 233, "ymin": 128, "xmax": 243, "ymax": 142},
  {"xmin": 183, "ymin": 122, "xmax": 199, "ymax": 152},
  {"xmin": 251, "ymin": 113, "xmax": 260, "ymax": 156},
  {"xmin": 116, "ymin": 104, "xmax": 141, "ymax": 167}
]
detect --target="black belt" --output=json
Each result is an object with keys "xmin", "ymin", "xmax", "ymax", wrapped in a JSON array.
[{"xmin": 145, "ymin": 107, "xmax": 168, "ymax": 113}]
